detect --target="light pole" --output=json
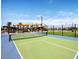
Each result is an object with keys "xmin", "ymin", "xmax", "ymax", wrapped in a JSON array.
[
  {"xmin": 41, "ymin": 16, "xmax": 43, "ymax": 32},
  {"xmin": 41, "ymin": 16, "xmax": 43, "ymax": 27}
]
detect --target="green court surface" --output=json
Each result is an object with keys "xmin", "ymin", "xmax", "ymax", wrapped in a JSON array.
[
  {"xmin": 48, "ymin": 31, "xmax": 78, "ymax": 37},
  {"xmin": 14, "ymin": 36, "xmax": 78, "ymax": 59}
]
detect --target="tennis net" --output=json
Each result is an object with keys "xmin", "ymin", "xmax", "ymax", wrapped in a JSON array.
[{"xmin": 9, "ymin": 31, "xmax": 48, "ymax": 41}]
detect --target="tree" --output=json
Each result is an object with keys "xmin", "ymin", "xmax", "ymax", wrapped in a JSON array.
[
  {"xmin": 19, "ymin": 22, "xmax": 22, "ymax": 25},
  {"xmin": 18, "ymin": 22, "xmax": 23, "ymax": 32},
  {"xmin": 18, "ymin": 22, "xmax": 22, "ymax": 29},
  {"xmin": 7, "ymin": 22, "xmax": 12, "ymax": 33},
  {"xmin": 7, "ymin": 22, "xmax": 12, "ymax": 27},
  {"xmin": 13, "ymin": 25, "xmax": 16, "ymax": 33}
]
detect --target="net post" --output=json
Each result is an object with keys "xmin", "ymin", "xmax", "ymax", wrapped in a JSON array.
[
  {"xmin": 9, "ymin": 34, "xmax": 11, "ymax": 41},
  {"xmin": 46, "ymin": 30, "xmax": 48, "ymax": 36},
  {"xmin": 46, "ymin": 25, "xmax": 48, "ymax": 36}
]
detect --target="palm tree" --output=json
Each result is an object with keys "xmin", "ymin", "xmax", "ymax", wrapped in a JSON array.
[
  {"xmin": 19, "ymin": 22, "xmax": 22, "ymax": 25},
  {"xmin": 13, "ymin": 24, "xmax": 16, "ymax": 33},
  {"xmin": 18, "ymin": 22, "xmax": 22, "ymax": 32},
  {"xmin": 7, "ymin": 22, "xmax": 11, "ymax": 27},
  {"xmin": 7, "ymin": 22, "xmax": 12, "ymax": 33}
]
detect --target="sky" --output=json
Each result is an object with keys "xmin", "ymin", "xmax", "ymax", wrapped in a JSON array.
[{"xmin": 1, "ymin": 0, "xmax": 78, "ymax": 26}]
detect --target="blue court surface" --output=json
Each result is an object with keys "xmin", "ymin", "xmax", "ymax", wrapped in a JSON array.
[
  {"xmin": 1, "ymin": 34, "xmax": 21, "ymax": 59},
  {"xmin": 1, "ymin": 34, "xmax": 78, "ymax": 59},
  {"xmin": 48, "ymin": 34, "xmax": 78, "ymax": 41}
]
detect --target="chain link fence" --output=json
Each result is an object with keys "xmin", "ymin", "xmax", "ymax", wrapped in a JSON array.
[{"xmin": 48, "ymin": 24, "xmax": 78, "ymax": 37}]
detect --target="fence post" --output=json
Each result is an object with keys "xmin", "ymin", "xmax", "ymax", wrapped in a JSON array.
[
  {"xmin": 53, "ymin": 25, "xmax": 54, "ymax": 34},
  {"xmin": 74, "ymin": 24, "xmax": 76, "ymax": 37},
  {"xmin": 62, "ymin": 25, "xmax": 63, "ymax": 36},
  {"xmin": 72, "ymin": 23, "xmax": 73, "ymax": 32}
]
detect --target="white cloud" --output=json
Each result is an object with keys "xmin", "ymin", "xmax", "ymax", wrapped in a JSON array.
[
  {"xmin": 58, "ymin": 11, "xmax": 73, "ymax": 15},
  {"xmin": 36, "ymin": 15, "xmax": 50, "ymax": 19},
  {"xmin": 56, "ymin": 11, "xmax": 74, "ymax": 18},
  {"xmin": 36, "ymin": 15, "xmax": 41, "ymax": 18},
  {"xmin": 5, "ymin": 19, "xmax": 41, "ymax": 25},
  {"xmin": 44, "ymin": 17, "xmax": 78, "ymax": 25},
  {"xmin": 8, "ymin": 13, "xmax": 29, "ymax": 18},
  {"xmin": 2, "ymin": 11, "xmax": 78, "ymax": 27},
  {"xmin": 3, "ymin": 17, "xmax": 77, "ymax": 27}
]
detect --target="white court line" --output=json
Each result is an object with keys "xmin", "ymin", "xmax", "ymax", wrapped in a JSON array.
[
  {"xmin": 41, "ymin": 40, "xmax": 77, "ymax": 53},
  {"xmin": 74, "ymin": 52, "xmax": 78, "ymax": 59},
  {"xmin": 13, "ymin": 41, "xmax": 23, "ymax": 59}
]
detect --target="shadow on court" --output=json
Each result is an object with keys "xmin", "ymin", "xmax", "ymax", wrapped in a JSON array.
[{"xmin": 1, "ymin": 34, "xmax": 21, "ymax": 59}]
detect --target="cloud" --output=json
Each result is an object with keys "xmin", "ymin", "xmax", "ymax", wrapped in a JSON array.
[
  {"xmin": 4, "ymin": 19, "xmax": 41, "ymax": 25},
  {"xmin": 36, "ymin": 15, "xmax": 50, "ymax": 19},
  {"xmin": 44, "ymin": 17, "xmax": 78, "ymax": 25},
  {"xmin": 57, "ymin": 11, "xmax": 73, "ymax": 16},
  {"xmin": 2, "ymin": 16, "xmax": 77, "ymax": 27},
  {"xmin": 7, "ymin": 13, "xmax": 29, "ymax": 18},
  {"xmin": 1, "ymin": 11, "xmax": 78, "ymax": 27},
  {"xmin": 55, "ymin": 11, "xmax": 74, "ymax": 18},
  {"xmin": 36, "ymin": 15, "xmax": 41, "ymax": 18}
]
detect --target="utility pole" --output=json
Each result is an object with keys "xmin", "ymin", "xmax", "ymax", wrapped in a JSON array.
[
  {"xmin": 41, "ymin": 16, "xmax": 43, "ymax": 26},
  {"xmin": 41, "ymin": 16, "xmax": 43, "ymax": 32}
]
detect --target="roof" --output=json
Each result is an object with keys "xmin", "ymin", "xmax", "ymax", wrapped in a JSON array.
[{"xmin": 16, "ymin": 24, "xmax": 47, "ymax": 26}]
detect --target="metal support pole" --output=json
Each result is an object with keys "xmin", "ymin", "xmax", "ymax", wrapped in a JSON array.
[
  {"xmin": 53, "ymin": 25, "xmax": 54, "ymax": 34},
  {"xmin": 72, "ymin": 23, "xmax": 73, "ymax": 32},
  {"xmin": 46, "ymin": 26, "xmax": 48, "ymax": 36},
  {"xmin": 9, "ymin": 34, "xmax": 11, "ymax": 41},
  {"xmin": 62, "ymin": 25, "xmax": 63, "ymax": 36},
  {"xmin": 74, "ymin": 24, "xmax": 76, "ymax": 37},
  {"xmin": 41, "ymin": 16, "xmax": 43, "ymax": 32},
  {"xmin": 41, "ymin": 16, "xmax": 43, "ymax": 26}
]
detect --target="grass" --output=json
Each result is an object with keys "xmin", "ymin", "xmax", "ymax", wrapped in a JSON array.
[
  {"xmin": 48, "ymin": 30, "xmax": 78, "ymax": 37},
  {"xmin": 14, "ymin": 36, "xmax": 78, "ymax": 59}
]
